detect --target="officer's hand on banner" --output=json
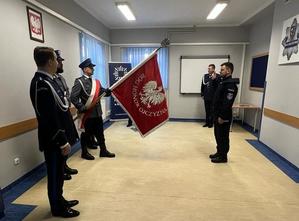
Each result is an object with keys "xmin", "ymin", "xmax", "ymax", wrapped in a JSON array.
[
  {"xmin": 61, "ymin": 143, "xmax": 71, "ymax": 156},
  {"xmin": 105, "ymin": 88, "xmax": 111, "ymax": 96}
]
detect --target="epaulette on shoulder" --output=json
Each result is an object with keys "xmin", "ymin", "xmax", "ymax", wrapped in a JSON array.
[
  {"xmin": 76, "ymin": 76, "xmax": 84, "ymax": 80},
  {"xmin": 37, "ymin": 77, "xmax": 48, "ymax": 86}
]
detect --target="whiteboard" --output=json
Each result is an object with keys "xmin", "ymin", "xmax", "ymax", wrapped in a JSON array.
[{"xmin": 180, "ymin": 56, "xmax": 228, "ymax": 93}]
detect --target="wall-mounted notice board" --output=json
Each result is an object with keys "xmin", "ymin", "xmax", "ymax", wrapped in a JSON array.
[{"xmin": 250, "ymin": 53, "xmax": 269, "ymax": 92}]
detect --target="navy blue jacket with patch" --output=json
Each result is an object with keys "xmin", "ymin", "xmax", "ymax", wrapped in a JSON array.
[{"xmin": 213, "ymin": 76, "xmax": 239, "ymax": 121}]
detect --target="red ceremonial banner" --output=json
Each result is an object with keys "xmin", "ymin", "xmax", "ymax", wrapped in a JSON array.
[{"xmin": 111, "ymin": 52, "xmax": 169, "ymax": 136}]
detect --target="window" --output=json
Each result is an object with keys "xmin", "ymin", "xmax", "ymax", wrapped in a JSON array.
[
  {"xmin": 121, "ymin": 47, "xmax": 169, "ymax": 88},
  {"xmin": 79, "ymin": 32, "xmax": 109, "ymax": 87}
]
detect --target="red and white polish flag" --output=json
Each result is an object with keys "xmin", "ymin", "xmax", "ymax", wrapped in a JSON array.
[{"xmin": 111, "ymin": 50, "xmax": 169, "ymax": 137}]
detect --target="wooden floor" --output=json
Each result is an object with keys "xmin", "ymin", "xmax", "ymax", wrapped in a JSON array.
[{"xmin": 14, "ymin": 121, "xmax": 299, "ymax": 221}]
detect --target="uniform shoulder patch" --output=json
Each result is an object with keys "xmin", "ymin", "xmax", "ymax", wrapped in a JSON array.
[{"xmin": 227, "ymin": 93, "xmax": 234, "ymax": 100}]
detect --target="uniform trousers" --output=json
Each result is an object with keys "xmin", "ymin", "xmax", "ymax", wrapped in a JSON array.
[
  {"xmin": 214, "ymin": 120, "xmax": 231, "ymax": 157},
  {"xmin": 43, "ymin": 148, "xmax": 65, "ymax": 213},
  {"xmin": 204, "ymin": 99, "xmax": 213, "ymax": 126},
  {"xmin": 83, "ymin": 116, "xmax": 105, "ymax": 149}
]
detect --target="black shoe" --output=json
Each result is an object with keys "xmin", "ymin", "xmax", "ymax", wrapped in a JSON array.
[
  {"xmin": 208, "ymin": 125, "xmax": 213, "ymax": 128},
  {"xmin": 203, "ymin": 124, "xmax": 208, "ymax": 127},
  {"xmin": 64, "ymin": 200, "xmax": 79, "ymax": 208},
  {"xmin": 65, "ymin": 165, "xmax": 78, "ymax": 175},
  {"xmin": 127, "ymin": 123, "xmax": 132, "ymax": 127},
  {"xmin": 100, "ymin": 149, "xmax": 115, "ymax": 158},
  {"xmin": 63, "ymin": 173, "xmax": 72, "ymax": 180},
  {"xmin": 81, "ymin": 152, "xmax": 95, "ymax": 160},
  {"xmin": 209, "ymin": 152, "xmax": 220, "ymax": 159},
  {"xmin": 211, "ymin": 156, "xmax": 228, "ymax": 163},
  {"xmin": 52, "ymin": 207, "xmax": 80, "ymax": 218}
]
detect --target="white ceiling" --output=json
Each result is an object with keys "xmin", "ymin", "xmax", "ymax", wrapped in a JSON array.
[{"xmin": 73, "ymin": 0, "xmax": 274, "ymax": 29}]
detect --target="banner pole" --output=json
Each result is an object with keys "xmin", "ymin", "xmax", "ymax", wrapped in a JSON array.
[
  {"xmin": 109, "ymin": 48, "xmax": 159, "ymax": 91},
  {"xmin": 100, "ymin": 38, "xmax": 170, "ymax": 98}
]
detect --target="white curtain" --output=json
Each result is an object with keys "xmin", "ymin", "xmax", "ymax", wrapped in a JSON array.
[
  {"xmin": 79, "ymin": 32, "xmax": 109, "ymax": 87},
  {"xmin": 121, "ymin": 47, "xmax": 169, "ymax": 88}
]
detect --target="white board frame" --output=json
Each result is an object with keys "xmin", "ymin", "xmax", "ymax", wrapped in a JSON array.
[{"xmin": 180, "ymin": 55, "xmax": 229, "ymax": 94}]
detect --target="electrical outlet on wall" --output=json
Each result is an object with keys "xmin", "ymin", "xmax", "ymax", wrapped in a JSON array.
[{"xmin": 14, "ymin": 157, "xmax": 20, "ymax": 165}]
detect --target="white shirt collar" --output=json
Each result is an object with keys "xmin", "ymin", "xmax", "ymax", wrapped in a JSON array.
[
  {"xmin": 83, "ymin": 74, "xmax": 92, "ymax": 79},
  {"xmin": 37, "ymin": 70, "xmax": 53, "ymax": 79}
]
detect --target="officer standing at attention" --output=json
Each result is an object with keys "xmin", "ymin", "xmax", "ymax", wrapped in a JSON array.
[
  {"xmin": 70, "ymin": 58, "xmax": 115, "ymax": 160},
  {"xmin": 30, "ymin": 47, "xmax": 79, "ymax": 217},
  {"xmin": 201, "ymin": 64, "xmax": 220, "ymax": 128},
  {"xmin": 210, "ymin": 62, "xmax": 239, "ymax": 163},
  {"xmin": 53, "ymin": 50, "xmax": 79, "ymax": 180}
]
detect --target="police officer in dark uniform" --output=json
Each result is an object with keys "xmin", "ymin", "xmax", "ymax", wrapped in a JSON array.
[
  {"xmin": 30, "ymin": 47, "xmax": 79, "ymax": 217},
  {"xmin": 70, "ymin": 58, "xmax": 115, "ymax": 160},
  {"xmin": 210, "ymin": 62, "xmax": 239, "ymax": 163},
  {"xmin": 53, "ymin": 50, "xmax": 79, "ymax": 180},
  {"xmin": 201, "ymin": 64, "xmax": 220, "ymax": 128}
]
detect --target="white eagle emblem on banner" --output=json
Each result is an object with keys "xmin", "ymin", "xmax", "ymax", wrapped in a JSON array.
[{"xmin": 139, "ymin": 81, "xmax": 165, "ymax": 108}]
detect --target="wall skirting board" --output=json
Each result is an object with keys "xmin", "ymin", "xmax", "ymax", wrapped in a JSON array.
[
  {"xmin": 247, "ymin": 139, "xmax": 299, "ymax": 183},
  {"xmin": 0, "ymin": 119, "xmax": 37, "ymax": 142},
  {"xmin": 264, "ymin": 108, "xmax": 299, "ymax": 129},
  {"xmin": 0, "ymin": 108, "xmax": 78, "ymax": 141}
]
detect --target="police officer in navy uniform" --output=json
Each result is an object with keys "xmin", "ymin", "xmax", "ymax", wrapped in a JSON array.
[
  {"xmin": 210, "ymin": 62, "xmax": 239, "ymax": 163},
  {"xmin": 201, "ymin": 64, "xmax": 220, "ymax": 128},
  {"xmin": 53, "ymin": 50, "xmax": 79, "ymax": 180},
  {"xmin": 70, "ymin": 58, "xmax": 115, "ymax": 160},
  {"xmin": 30, "ymin": 47, "xmax": 79, "ymax": 217}
]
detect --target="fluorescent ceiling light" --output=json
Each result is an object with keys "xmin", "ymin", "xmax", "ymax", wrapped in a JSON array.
[
  {"xmin": 116, "ymin": 2, "xmax": 136, "ymax": 21},
  {"xmin": 207, "ymin": 2, "xmax": 228, "ymax": 20}
]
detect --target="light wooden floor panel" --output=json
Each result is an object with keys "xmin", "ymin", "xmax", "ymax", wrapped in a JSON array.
[{"xmin": 13, "ymin": 122, "xmax": 299, "ymax": 220}]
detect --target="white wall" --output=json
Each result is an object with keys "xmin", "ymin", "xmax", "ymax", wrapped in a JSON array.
[
  {"xmin": 0, "ymin": 0, "xmax": 81, "ymax": 188},
  {"xmin": 241, "ymin": 4, "xmax": 274, "ymax": 128},
  {"xmin": 35, "ymin": 0, "xmax": 110, "ymax": 42},
  {"xmin": 168, "ymin": 45, "xmax": 244, "ymax": 119},
  {"xmin": 110, "ymin": 27, "xmax": 249, "ymax": 119},
  {"xmin": 110, "ymin": 27, "xmax": 249, "ymax": 44},
  {"xmin": 260, "ymin": 0, "xmax": 299, "ymax": 168}
]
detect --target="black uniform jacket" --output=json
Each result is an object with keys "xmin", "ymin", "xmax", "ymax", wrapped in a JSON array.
[
  {"xmin": 213, "ymin": 76, "xmax": 239, "ymax": 121},
  {"xmin": 53, "ymin": 74, "xmax": 79, "ymax": 145},
  {"xmin": 30, "ymin": 72, "xmax": 73, "ymax": 151},
  {"xmin": 54, "ymin": 73, "xmax": 71, "ymax": 105},
  {"xmin": 201, "ymin": 73, "xmax": 220, "ymax": 101},
  {"xmin": 70, "ymin": 75, "xmax": 109, "ymax": 118}
]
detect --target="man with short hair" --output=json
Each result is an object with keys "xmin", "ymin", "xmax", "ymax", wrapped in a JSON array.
[
  {"xmin": 71, "ymin": 58, "xmax": 115, "ymax": 160},
  {"xmin": 29, "ymin": 46, "xmax": 80, "ymax": 217},
  {"xmin": 201, "ymin": 64, "xmax": 219, "ymax": 128},
  {"xmin": 210, "ymin": 62, "xmax": 239, "ymax": 163},
  {"xmin": 53, "ymin": 50, "xmax": 79, "ymax": 181}
]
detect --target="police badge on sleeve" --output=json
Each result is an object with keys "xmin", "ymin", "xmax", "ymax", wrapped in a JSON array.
[{"xmin": 227, "ymin": 93, "xmax": 234, "ymax": 100}]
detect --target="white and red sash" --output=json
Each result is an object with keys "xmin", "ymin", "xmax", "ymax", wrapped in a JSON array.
[{"xmin": 78, "ymin": 79, "xmax": 101, "ymax": 130}]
